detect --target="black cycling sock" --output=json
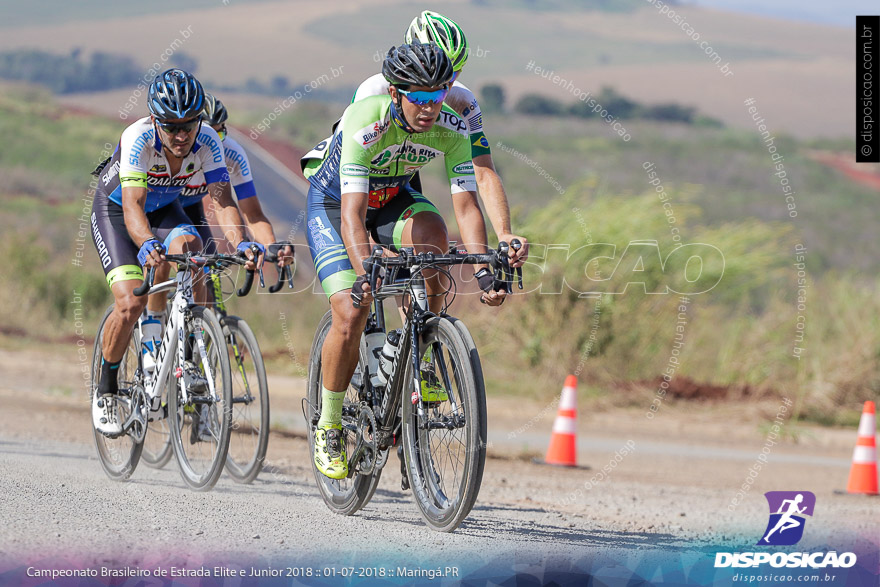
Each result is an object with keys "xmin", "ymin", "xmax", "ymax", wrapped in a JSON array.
[{"xmin": 98, "ymin": 357, "xmax": 121, "ymax": 396}]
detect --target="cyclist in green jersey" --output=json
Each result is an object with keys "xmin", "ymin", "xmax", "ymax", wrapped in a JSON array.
[{"xmin": 306, "ymin": 42, "xmax": 509, "ymax": 479}]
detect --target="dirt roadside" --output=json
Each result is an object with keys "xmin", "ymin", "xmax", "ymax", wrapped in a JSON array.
[{"xmin": 2, "ymin": 341, "xmax": 876, "ymax": 551}]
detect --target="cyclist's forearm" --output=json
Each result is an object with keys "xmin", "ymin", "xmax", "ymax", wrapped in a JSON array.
[
  {"xmin": 208, "ymin": 181, "xmax": 246, "ymax": 244},
  {"xmin": 121, "ymin": 186, "xmax": 155, "ymax": 245},
  {"xmin": 238, "ymin": 197, "xmax": 276, "ymax": 245},
  {"xmin": 453, "ymin": 191, "xmax": 491, "ymax": 270},
  {"xmin": 473, "ymin": 155, "xmax": 512, "ymax": 237},
  {"xmin": 341, "ymin": 193, "xmax": 372, "ymax": 273}
]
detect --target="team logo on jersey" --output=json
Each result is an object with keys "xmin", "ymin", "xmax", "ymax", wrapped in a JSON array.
[
  {"xmin": 452, "ymin": 162, "xmax": 474, "ymax": 175},
  {"xmin": 187, "ymin": 162, "xmax": 195, "ymax": 173},
  {"xmin": 149, "ymin": 164, "xmax": 167, "ymax": 174},
  {"xmin": 473, "ymin": 135, "xmax": 490, "ymax": 149},
  {"xmin": 436, "ymin": 110, "xmax": 468, "ymax": 134},
  {"xmin": 341, "ymin": 164, "xmax": 369, "ymax": 177},
  {"xmin": 355, "ymin": 119, "xmax": 391, "ymax": 148}
]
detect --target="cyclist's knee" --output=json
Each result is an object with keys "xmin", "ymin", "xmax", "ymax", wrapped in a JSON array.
[
  {"xmin": 168, "ymin": 233, "xmax": 202, "ymax": 254},
  {"xmin": 329, "ymin": 295, "xmax": 366, "ymax": 342},
  {"xmin": 408, "ymin": 213, "xmax": 448, "ymax": 253},
  {"xmin": 114, "ymin": 285, "xmax": 147, "ymax": 324}
]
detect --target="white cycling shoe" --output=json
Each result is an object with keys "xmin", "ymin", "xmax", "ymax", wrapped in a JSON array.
[{"xmin": 92, "ymin": 392, "xmax": 123, "ymax": 436}]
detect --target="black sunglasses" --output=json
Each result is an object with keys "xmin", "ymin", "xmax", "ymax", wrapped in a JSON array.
[{"xmin": 155, "ymin": 118, "xmax": 201, "ymax": 135}]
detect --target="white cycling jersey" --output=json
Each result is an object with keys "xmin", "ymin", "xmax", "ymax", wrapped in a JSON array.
[{"xmin": 96, "ymin": 117, "xmax": 228, "ymax": 213}]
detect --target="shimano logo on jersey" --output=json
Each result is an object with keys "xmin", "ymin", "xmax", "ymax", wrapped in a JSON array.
[
  {"xmin": 129, "ymin": 130, "xmax": 153, "ymax": 166},
  {"xmin": 225, "ymin": 147, "xmax": 250, "ymax": 176},
  {"xmin": 436, "ymin": 111, "xmax": 468, "ymax": 134},
  {"xmin": 714, "ymin": 552, "xmax": 857, "ymax": 569},
  {"xmin": 198, "ymin": 134, "xmax": 224, "ymax": 163},
  {"xmin": 91, "ymin": 213, "xmax": 111, "ymax": 268},
  {"xmin": 102, "ymin": 160, "xmax": 121, "ymax": 185},
  {"xmin": 355, "ymin": 119, "xmax": 391, "ymax": 148}
]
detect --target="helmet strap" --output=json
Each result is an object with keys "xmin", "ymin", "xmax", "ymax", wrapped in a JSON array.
[{"xmin": 390, "ymin": 92, "xmax": 416, "ymax": 134}]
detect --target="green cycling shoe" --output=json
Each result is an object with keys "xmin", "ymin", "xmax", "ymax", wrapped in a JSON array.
[
  {"xmin": 420, "ymin": 370, "xmax": 448, "ymax": 403},
  {"xmin": 314, "ymin": 425, "xmax": 348, "ymax": 479}
]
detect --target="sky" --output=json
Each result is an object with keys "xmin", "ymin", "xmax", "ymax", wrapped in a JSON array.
[{"xmin": 689, "ymin": 0, "xmax": 872, "ymax": 28}]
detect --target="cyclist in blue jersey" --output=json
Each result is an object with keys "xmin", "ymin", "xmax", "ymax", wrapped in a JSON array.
[
  {"xmin": 90, "ymin": 69, "xmax": 262, "ymax": 436},
  {"xmin": 178, "ymin": 93, "xmax": 293, "ymax": 266}
]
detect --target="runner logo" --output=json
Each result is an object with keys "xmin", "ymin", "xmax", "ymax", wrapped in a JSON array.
[
  {"xmin": 714, "ymin": 489, "xmax": 856, "ymax": 570},
  {"xmin": 758, "ymin": 491, "xmax": 815, "ymax": 546}
]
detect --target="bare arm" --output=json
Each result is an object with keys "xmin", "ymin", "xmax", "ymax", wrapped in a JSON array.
[
  {"xmin": 452, "ymin": 189, "xmax": 507, "ymax": 306},
  {"xmin": 207, "ymin": 180, "xmax": 258, "ymax": 268},
  {"xmin": 238, "ymin": 196, "xmax": 275, "ymax": 245},
  {"xmin": 473, "ymin": 153, "xmax": 529, "ymax": 266},
  {"xmin": 237, "ymin": 196, "xmax": 293, "ymax": 266}
]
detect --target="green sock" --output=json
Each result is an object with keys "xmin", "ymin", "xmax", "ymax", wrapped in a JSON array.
[{"xmin": 317, "ymin": 386, "xmax": 345, "ymax": 428}]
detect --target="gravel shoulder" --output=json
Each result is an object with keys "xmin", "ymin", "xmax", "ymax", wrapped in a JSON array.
[{"xmin": 0, "ymin": 345, "xmax": 876, "ymax": 569}]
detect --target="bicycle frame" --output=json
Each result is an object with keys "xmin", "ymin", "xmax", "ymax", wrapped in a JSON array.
[
  {"xmin": 362, "ymin": 262, "xmax": 460, "ymax": 452},
  {"xmin": 141, "ymin": 269, "xmax": 218, "ymax": 411}
]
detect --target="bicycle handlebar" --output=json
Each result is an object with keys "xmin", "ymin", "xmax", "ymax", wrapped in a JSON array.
[
  {"xmin": 133, "ymin": 251, "xmax": 256, "ymax": 297},
  {"xmin": 353, "ymin": 239, "xmax": 524, "ymax": 307},
  {"xmin": 265, "ymin": 242, "xmax": 294, "ymax": 293}
]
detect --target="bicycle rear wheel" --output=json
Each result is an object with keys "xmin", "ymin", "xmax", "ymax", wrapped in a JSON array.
[
  {"xmin": 401, "ymin": 316, "xmax": 487, "ymax": 532},
  {"xmin": 306, "ymin": 310, "xmax": 383, "ymax": 515},
  {"xmin": 168, "ymin": 306, "xmax": 232, "ymax": 491},
  {"xmin": 222, "ymin": 316, "xmax": 270, "ymax": 484},
  {"xmin": 90, "ymin": 305, "xmax": 144, "ymax": 481}
]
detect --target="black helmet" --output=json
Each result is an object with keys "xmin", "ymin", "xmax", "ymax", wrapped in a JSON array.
[
  {"xmin": 201, "ymin": 93, "xmax": 228, "ymax": 125},
  {"xmin": 382, "ymin": 41, "xmax": 454, "ymax": 88},
  {"xmin": 148, "ymin": 68, "xmax": 205, "ymax": 120}
]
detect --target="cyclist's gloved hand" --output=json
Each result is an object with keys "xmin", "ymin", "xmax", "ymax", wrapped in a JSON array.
[
  {"xmin": 236, "ymin": 241, "xmax": 266, "ymax": 256},
  {"xmin": 475, "ymin": 268, "xmax": 507, "ymax": 306},
  {"xmin": 138, "ymin": 238, "xmax": 165, "ymax": 266},
  {"xmin": 236, "ymin": 241, "xmax": 265, "ymax": 270},
  {"xmin": 351, "ymin": 274, "xmax": 369, "ymax": 308},
  {"xmin": 267, "ymin": 241, "xmax": 294, "ymax": 267}
]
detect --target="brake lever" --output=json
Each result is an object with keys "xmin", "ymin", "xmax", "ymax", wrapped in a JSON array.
[{"xmin": 511, "ymin": 238, "xmax": 524, "ymax": 290}]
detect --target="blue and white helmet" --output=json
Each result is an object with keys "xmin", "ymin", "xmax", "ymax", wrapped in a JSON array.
[{"xmin": 148, "ymin": 68, "xmax": 205, "ymax": 120}]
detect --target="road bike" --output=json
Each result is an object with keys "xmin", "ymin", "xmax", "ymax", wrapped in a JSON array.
[
  {"xmin": 306, "ymin": 241, "xmax": 522, "ymax": 531},
  {"xmin": 140, "ymin": 248, "xmax": 293, "ymax": 483},
  {"xmin": 90, "ymin": 251, "xmax": 253, "ymax": 490}
]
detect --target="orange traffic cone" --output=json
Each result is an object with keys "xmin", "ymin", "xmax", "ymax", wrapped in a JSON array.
[
  {"xmin": 846, "ymin": 401, "xmax": 878, "ymax": 495},
  {"xmin": 544, "ymin": 375, "xmax": 578, "ymax": 467}
]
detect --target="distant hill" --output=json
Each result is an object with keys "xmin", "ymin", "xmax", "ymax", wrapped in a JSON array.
[{"xmin": 0, "ymin": 0, "xmax": 853, "ymax": 137}]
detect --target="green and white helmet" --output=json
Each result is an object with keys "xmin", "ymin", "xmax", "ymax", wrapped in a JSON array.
[{"xmin": 405, "ymin": 11, "xmax": 469, "ymax": 72}]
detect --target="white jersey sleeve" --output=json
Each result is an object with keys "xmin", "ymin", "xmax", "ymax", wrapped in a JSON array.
[
  {"xmin": 222, "ymin": 137, "xmax": 257, "ymax": 199},
  {"xmin": 352, "ymin": 73, "xmax": 390, "ymax": 103}
]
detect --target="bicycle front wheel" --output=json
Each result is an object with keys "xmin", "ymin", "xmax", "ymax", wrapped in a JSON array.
[
  {"xmin": 168, "ymin": 306, "xmax": 233, "ymax": 491},
  {"xmin": 90, "ymin": 305, "xmax": 144, "ymax": 481},
  {"xmin": 223, "ymin": 316, "xmax": 270, "ymax": 484},
  {"xmin": 141, "ymin": 377, "xmax": 173, "ymax": 468},
  {"xmin": 402, "ymin": 316, "xmax": 487, "ymax": 532}
]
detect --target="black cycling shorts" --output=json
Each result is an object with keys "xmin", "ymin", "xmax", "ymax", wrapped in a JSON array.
[{"xmin": 91, "ymin": 191, "xmax": 199, "ymax": 288}]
